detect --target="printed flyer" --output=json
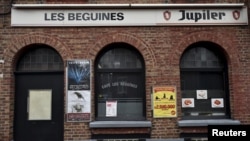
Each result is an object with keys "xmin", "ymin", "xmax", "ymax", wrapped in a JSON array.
[
  {"xmin": 152, "ymin": 86, "xmax": 177, "ymax": 118},
  {"xmin": 66, "ymin": 59, "xmax": 91, "ymax": 122},
  {"xmin": 106, "ymin": 101, "xmax": 117, "ymax": 117}
]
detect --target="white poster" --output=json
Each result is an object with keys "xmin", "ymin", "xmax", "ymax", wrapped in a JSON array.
[
  {"xmin": 106, "ymin": 101, "xmax": 117, "ymax": 117},
  {"xmin": 182, "ymin": 98, "xmax": 194, "ymax": 108},
  {"xmin": 28, "ymin": 90, "xmax": 52, "ymax": 120},
  {"xmin": 211, "ymin": 98, "xmax": 224, "ymax": 108},
  {"xmin": 67, "ymin": 90, "xmax": 91, "ymax": 113},
  {"xmin": 196, "ymin": 90, "xmax": 208, "ymax": 99}
]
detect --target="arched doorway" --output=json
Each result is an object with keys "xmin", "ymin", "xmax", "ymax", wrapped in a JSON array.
[{"xmin": 14, "ymin": 44, "xmax": 64, "ymax": 141}]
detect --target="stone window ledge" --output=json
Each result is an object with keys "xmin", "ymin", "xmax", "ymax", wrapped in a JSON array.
[
  {"xmin": 178, "ymin": 119, "xmax": 241, "ymax": 127},
  {"xmin": 89, "ymin": 121, "xmax": 152, "ymax": 128}
]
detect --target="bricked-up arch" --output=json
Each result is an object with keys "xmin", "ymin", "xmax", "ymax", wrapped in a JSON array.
[
  {"xmin": 2, "ymin": 33, "xmax": 72, "ymax": 141},
  {"xmin": 170, "ymin": 31, "xmax": 241, "ymax": 119}
]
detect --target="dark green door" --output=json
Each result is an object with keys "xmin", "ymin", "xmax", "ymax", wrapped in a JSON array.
[{"xmin": 14, "ymin": 72, "xmax": 64, "ymax": 141}]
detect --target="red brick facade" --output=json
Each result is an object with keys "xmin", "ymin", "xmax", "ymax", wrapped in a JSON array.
[{"xmin": 0, "ymin": 0, "xmax": 250, "ymax": 141}]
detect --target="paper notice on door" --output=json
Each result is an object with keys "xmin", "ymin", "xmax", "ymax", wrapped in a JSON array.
[{"xmin": 28, "ymin": 89, "xmax": 52, "ymax": 120}]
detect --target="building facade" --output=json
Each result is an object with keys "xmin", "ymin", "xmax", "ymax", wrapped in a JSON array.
[{"xmin": 0, "ymin": 0, "xmax": 249, "ymax": 141}]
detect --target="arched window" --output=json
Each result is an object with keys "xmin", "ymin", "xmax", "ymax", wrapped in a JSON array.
[
  {"xmin": 95, "ymin": 43, "xmax": 145, "ymax": 121},
  {"xmin": 16, "ymin": 44, "xmax": 64, "ymax": 71},
  {"xmin": 180, "ymin": 42, "xmax": 230, "ymax": 119}
]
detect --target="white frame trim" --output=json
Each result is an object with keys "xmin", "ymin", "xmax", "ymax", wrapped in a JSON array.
[{"xmin": 12, "ymin": 3, "xmax": 245, "ymax": 9}]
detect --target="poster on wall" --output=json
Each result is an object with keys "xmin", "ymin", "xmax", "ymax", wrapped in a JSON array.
[
  {"xmin": 66, "ymin": 59, "xmax": 91, "ymax": 122},
  {"xmin": 152, "ymin": 86, "xmax": 177, "ymax": 118}
]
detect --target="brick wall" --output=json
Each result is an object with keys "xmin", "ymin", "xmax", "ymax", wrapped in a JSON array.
[{"xmin": 0, "ymin": 0, "xmax": 250, "ymax": 141}]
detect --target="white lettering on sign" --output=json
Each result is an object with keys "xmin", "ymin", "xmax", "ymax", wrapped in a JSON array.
[{"xmin": 212, "ymin": 129, "xmax": 247, "ymax": 136}]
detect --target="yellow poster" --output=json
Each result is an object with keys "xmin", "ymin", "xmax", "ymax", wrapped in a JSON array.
[{"xmin": 153, "ymin": 86, "xmax": 177, "ymax": 118}]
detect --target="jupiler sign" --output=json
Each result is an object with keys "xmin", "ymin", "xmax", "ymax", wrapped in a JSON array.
[{"xmin": 11, "ymin": 4, "xmax": 248, "ymax": 26}]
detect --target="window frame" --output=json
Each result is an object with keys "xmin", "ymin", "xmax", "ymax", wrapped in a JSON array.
[
  {"xmin": 180, "ymin": 42, "xmax": 231, "ymax": 120},
  {"xmin": 94, "ymin": 43, "xmax": 146, "ymax": 121}
]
